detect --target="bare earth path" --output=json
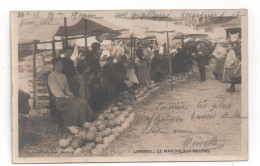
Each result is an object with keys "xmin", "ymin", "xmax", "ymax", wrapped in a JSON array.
[{"xmin": 102, "ymin": 65, "xmax": 244, "ymax": 158}]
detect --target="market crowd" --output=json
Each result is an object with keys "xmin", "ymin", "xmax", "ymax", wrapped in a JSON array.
[{"xmin": 47, "ymin": 37, "xmax": 241, "ymax": 133}]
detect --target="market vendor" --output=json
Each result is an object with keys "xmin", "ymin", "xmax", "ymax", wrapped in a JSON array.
[
  {"xmin": 61, "ymin": 46, "xmax": 80, "ymax": 96},
  {"xmin": 195, "ymin": 42, "xmax": 209, "ymax": 82},
  {"xmin": 151, "ymin": 50, "xmax": 164, "ymax": 82},
  {"xmin": 48, "ymin": 57, "xmax": 92, "ymax": 134},
  {"xmin": 85, "ymin": 42, "xmax": 103, "ymax": 109},
  {"xmin": 102, "ymin": 56, "xmax": 116, "ymax": 98}
]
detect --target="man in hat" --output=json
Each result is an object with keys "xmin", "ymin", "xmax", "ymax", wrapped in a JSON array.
[
  {"xmin": 84, "ymin": 42, "xmax": 103, "ymax": 109},
  {"xmin": 196, "ymin": 42, "xmax": 209, "ymax": 82}
]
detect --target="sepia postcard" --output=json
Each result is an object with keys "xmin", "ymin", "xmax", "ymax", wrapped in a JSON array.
[{"xmin": 11, "ymin": 9, "xmax": 248, "ymax": 163}]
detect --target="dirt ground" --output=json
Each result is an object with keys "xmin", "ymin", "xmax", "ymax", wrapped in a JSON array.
[{"xmin": 101, "ymin": 65, "xmax": 244, "ymax": 157}]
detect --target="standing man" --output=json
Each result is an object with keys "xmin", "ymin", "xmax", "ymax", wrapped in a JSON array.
[
  {"xmin": 85, "ymin": 42, "xmax": 102, "ymax": 109},
  {"xmin": 196, "ymin": 42, "xmax": 209, "ymax": 82},
  {"xmin": 61, "ymin": 46, "xmax": 80, "ymax": 96}
]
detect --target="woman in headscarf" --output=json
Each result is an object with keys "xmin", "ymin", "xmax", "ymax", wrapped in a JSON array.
[
  {"xmin": 212, "ymin": 43, "xmax": 227, "ymax": 81},
  {"xmin": 138, "ymin": 56, "xmax": 151, "ymax": 86},
  {"xmin": 222, "ymin": 43, "xmax": 239, "ymax": 92},
  {"xmin": 48, "ymin": 58, "xmax": 92, "ymax": 134}
]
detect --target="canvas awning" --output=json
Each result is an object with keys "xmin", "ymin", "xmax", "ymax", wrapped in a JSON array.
[
  {"xmin": 56, "ymin": 18, "xmax": 124, "ymax": 36},
  {"xmin": 104, "ymin": 27, "xmax": 156, "ymax": 40},
  {"xmin": 18, "ymin": 17, "xmax": 124, "ymax": 44}
]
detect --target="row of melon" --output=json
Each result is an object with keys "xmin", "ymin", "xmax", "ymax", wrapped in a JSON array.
[
  {"xmin": 134, "ymin": 82, "xmax": 160, "ymax": 102},
  {"xmin": 58, "ymin": 105, "xmax": 135, "ymax": 156}
]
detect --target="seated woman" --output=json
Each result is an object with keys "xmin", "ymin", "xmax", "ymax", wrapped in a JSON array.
[{"xmin": 48, "ymin": 58, "xmax": 92, "ymax": 134}]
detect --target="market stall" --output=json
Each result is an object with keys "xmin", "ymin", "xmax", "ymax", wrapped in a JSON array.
[{"xmin": 18, "ymin": 17, "xmax": 124, "ymax": 109}]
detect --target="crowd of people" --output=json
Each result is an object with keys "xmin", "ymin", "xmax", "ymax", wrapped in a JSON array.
[{"xmin": 47, "ymin": 36, "xmax": 241, "ymax": 133}]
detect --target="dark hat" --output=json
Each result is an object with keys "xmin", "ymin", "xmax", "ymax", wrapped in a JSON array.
[
  {"xmin": 52, "ymin": 57, "xmax": 63, "ymax": 66},
  {"xmin": 62, "ymin": 45, "xmax": 74, "ymax": 53},
  {"xmin": 91, "ymin": 42, "xmax": 101, "ymax": 50},
  {"xmin": 107, "ymin": 56, "xmax": 114, "ymax": 61}
]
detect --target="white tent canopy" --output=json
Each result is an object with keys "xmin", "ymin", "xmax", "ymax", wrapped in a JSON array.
[{"xmin": 18, "ymin": 17, "xmax": 124, "ymax": 44}]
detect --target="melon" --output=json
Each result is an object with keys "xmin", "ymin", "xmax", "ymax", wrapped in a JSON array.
[
  {"xmin": 77, "ymin": 129, "xmax": 87, "ymax": 136},
  {"xmin": 88, "ymin": 126, "xmax": 97, "ymax": 133},
  {"xmin": 97, "ymin": 123, "xmax": 107, "ymax": 131},
  {"xmin": 91, "ymin": 149, "xmax": 101, "ymax": 155},
  {"xmin": 83, "ymin": 122, "xmax": 92, "ymax": 129},
  {"xmin": 64, "ymin": 147, "xmax": 74, "ymax": 153},
  {"xmin": 57, "ymin": 147, "xmax": 64, "ymax": 154},
  {"xmin": 121, "ymin": 110, "xmax": 129, "ymax": 117},
  {"xmin": 107, "ymin": 120, "xmax": 115, "ymax": 128},
  {"xmin": 113, "ymin": 117, "xmax": 122, "ymax": 126},
  {"xmin": 125, "ymin": 105, "xmax": 133, "ymax": 112},
  {"xmin": 116, "ymin": 102, "xmax": 124, "ymax": 109},
  {"xmin": 71, "ymin": 136, "xmax": 86, "ymax": 150},
  {"xmin": 95, "ymin": 120, "xmax": 103, "ymax": 126},
  {"xmin": 95, "ymin": 144, "xmax": 106, "ymax": 150},
  {"xmin": 103, "ymin": 113, "xmax": 109, "ymax": 120},
  {"xmin": 85, "ymin": 142, "xmax": 96, "ymax": 149},
  {"xmin": 111, "ymin": 106, "xmax": 119, "ymax": 112},
  {"xmin": 103, "ymin": 137, "xmax": 112, "ymax": 145},
  {"xmin": 73, "ymin": 148, "xmax": 83, "ymax": 156},
  {"xmin": 97, "ymin": 114, "xmax": 105, "ymax": 121},
  {"xmin": 97, "ymin": 130, "xmax": 107, "ymax": 138},
  {"xmin": 82, "ymin": 145, "xmax": 92, "ymax": 153},
  {"xmin": 114, "ymin": 111, "xmax": 121, "ymax": 116},
  {"xmin": 95, "ymin": 136, "xmax": 103, "ymax": 144},
  {"xmin": 59, "ymin": 138, "xmax": 71, "ymax": 148},
  {"xmin": 105, "ymin": 128, "xmax": 112, "ymax": 136},
  {"xmin": 108, "ymin": 113, "xmax": 115, "ymax": 120},
  {"xmin": 85, "ymin": 132, "xmax": 96, "ymax": 142}
]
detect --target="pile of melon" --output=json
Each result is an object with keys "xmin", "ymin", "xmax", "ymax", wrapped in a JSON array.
[
  {"xmin": 57, "ymin": 80, "xmax": 163, "ymax": 156},
  {"xmin": 57, "ymin": 69, "xmax": 199, "ymax": 156},
  {"xmin": 58, "ymin": 105, "xmax": 136, "ymax": 156}
]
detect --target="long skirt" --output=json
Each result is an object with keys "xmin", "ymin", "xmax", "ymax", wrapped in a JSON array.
[
  {"xmin": 213, "ymin": 57, "xmax": 225, "ymax": 80},
  {"xmin": 138, "ymin": 67, "xmax": 150, "ymax": 86},
  {"xmin": 54, "ymin": 97, "xmax": 92, "ymax": 127},
  {"xmin": 222, "ymin": 68, "xmax": 233, "ymax": 83}
]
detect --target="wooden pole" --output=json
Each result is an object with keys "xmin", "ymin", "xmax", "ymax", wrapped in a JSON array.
[
  {"xmin": 133, "ymin": 38, "xmax": 136, "ymax": 60},
  {"xmin": 130, "ymin": 35, "xmax": 133, "ymax": 62},
  {"xmin": 84, "ymin": 19, "xmax": 88, "ymax": 52},
  {"xmin": 182, "ymin": 34, "xmax": 184, "ymax": 47},
  {"xmin": 167, "ymin": 31, "xmax": 173, "ymax": 90},
  {"xmin": 32, "ymin": 41, "xmax": 37, "ymax": 109},
  {"xmin": 64, "ymin": 17, "xmax": 68, "ymax": 47},
  {"xmin": 51, "ymin": 38, "xmax": 56, "ymax": 59}
]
